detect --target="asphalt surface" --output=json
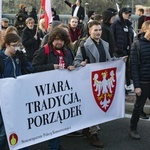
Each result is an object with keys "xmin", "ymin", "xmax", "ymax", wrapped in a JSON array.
[
  {"xmin": 29, "ymin": 117, "xmax": 150, "ymax": 150},
  {"xmin": 29, "ymin": 92, "xmax": 150, "ymax": 150}
]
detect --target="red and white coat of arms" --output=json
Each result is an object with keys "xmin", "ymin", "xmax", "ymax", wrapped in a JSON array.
[{"xmin": 92, "ymin": 68, "xmax": 117, "ymax": 112}]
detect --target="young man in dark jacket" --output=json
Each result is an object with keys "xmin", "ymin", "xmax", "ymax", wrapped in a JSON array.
[
  {"xmin": 111, "ymin": 7, "xmax": 134, "ymax": 93},
  {"xmin": 129, "ymin": 22, "xmax": 150, "ymax": 140},
  {"xmin": 0, "ymin": 33, "xmax": 32, "ymax": 150}
]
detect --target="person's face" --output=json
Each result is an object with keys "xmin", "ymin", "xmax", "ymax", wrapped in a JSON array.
[
  {"xmin": 122, "ymin": 12, "xmax": 130, "ymax": 20},
  {"xmin": 2, "ymin": 21, "xmax": 9, "ymax": 28},
  {"xmin": 76, "ymin": 0, "xmax": 80, "ymax": 5},
  {"xmin": 70, "ymin": 18, "xmax": 78, "ymax": 29},
  {"xmin": 27, "ymin": 20, "xmax": 35, "ymax": 29},
  {"xmin": 52, "ymin": 37, "xmax": 65, "ymax": 50},
  {"xmin": 89, "ymin": 25, "xmax": 102, "ymax": 42},
  {"xmin": 6, "ymin": 42, "xmax": 21, "ymax": 56}
]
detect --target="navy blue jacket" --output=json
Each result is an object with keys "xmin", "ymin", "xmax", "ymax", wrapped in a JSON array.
[
  {"xmin": 0, "ymin": 49, "xmax": 33, "ymax": 78},
  {"xmin": 130, "ymin": 33, "xmax": 150, "ymax": 88},
  {"xmin": 111, "ymin": 18, "xmax": 133, "ymax": 57}
]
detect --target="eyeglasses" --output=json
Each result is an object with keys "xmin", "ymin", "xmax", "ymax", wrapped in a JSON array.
[{"xmin": 10, "ymin": 44, "xmax": 22, "ymax": 47}]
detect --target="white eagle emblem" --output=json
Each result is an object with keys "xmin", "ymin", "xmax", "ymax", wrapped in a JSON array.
[{"xmin": 92, "ymin": 69, "xmax": 116, "ymax": 112}]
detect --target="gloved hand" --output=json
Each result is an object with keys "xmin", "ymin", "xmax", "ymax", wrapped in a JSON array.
[{"xmin": 16, "ymin": 50, "xmax": 28, "ymax": 67}]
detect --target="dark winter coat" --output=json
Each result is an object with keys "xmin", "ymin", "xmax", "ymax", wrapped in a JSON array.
[
  {"xmin": 22, "ymin": 7, "xmax": 29, "ymax": 20},
  {"xmin": 101, "ymin": 23, "xmax": 115, "ymax": 57},
  {"xmin": 0, "ymin": 49, "xmax": 32, "ymax": 78},
  {"xmin": 22, "ymin": 27, "xmax": 40, "ymax": 62},
  {"xmin": 14, "ymin": 13, "xmax": 26, "ymax": 36},
  {"xmin": 111, "ymin": 18, "xmax": 134, "ymax": 57},
  {"xmin": 138, "ymin": 15, "xmax": 146, "ymax": 30},
  {"xmin": 32, "ymin": 44, "xmax": 72, "ymax": 72},
  {"xmin": 130, "ymin": 33, "xmax": 150, "ymax": 88},
  {"xmin": 52, "ymin": 8, "xmax": 60, "ymax": 21}
]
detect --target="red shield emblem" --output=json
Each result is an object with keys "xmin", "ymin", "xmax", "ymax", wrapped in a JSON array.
[{"xmin": 92, "ymin": 68, "xmax": 117, "ymax": 112}]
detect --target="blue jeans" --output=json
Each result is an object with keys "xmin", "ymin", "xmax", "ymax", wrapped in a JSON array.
[
  {"xmin": 130, "ymin": 83, "xmax": 150, "ymax": 131},
  {"xmin": 48, "ymin": 138, "xmax": 60, "ymax": 150}
]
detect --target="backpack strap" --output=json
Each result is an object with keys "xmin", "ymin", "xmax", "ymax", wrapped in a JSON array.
[
  {"xmin": 80, "ymin": 45, "xmax": 89, "ymax": 62},
  {"xmin": 44, "ymin": 44, "xmax": 50, "ymax": 55}
]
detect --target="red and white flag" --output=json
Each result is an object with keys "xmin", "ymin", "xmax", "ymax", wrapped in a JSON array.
[{"xmin": 41, "ymin": 0, "xmax": 53, "ymax": 29}]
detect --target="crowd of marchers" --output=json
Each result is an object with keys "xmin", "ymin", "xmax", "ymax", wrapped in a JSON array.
[{"xmin": 0, "ymin": 0, "xmax": 150, "ymax": 150}]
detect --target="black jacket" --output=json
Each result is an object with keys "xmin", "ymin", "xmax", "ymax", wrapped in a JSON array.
[
  {"xmin": 64, "ymin": 0, "xmax": 85, "ymax": 21},
  {"xmin": 130, "ymin": 33, "xmax": 150, "ymax": 88},
  {"xmin": 138, "ymin": 15, "xmax": 146, "ymax": 30},
  {"xmin": 14, "ymin": 13, "xmax": 26, "ymax": 36},
  {"xmin": 32, "ymin": 44, "xmax": 72, "ymax": 72},
  {"xmin": 101, "ymin": 23, "xmax": 115, "ymax": 57},
  {"xmin": 22, "ymin": 27, "xmax": 40, "ymax": 62},
  {"xmin": 111, "ymin": 18, "xmax": 134, "ymax": 57}
]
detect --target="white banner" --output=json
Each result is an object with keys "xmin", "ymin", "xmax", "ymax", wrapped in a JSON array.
[{"xmin": 0, "ymin": 60, "xmax": 125, "ymax": 150}]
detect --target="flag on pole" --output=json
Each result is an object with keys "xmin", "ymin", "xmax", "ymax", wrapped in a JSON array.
[{"xmin": 41, "ymin": 0, "xmax": 53, "ymax": 29}]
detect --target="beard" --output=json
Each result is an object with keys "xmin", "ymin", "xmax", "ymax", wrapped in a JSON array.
[{"xmin": 53, "ymin": 44, "xmax": 64, "ymax": 50}]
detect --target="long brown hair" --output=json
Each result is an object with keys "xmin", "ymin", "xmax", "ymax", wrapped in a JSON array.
[{"xmin": 48, "ymin": 27, "xmax": 70, "ymax": 47}]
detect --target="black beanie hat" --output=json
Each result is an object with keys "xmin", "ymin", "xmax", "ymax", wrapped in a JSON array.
[
  {"xmin": 102, "ymin": 10, "xmax": 116, "ymax": 23},
  {"xmin": 107, "ymin": 8, "xmax": 117, "ymax": 14}
]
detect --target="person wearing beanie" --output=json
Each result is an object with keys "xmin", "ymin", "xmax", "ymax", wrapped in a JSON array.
[
  {"xmin": 111, "ymin": 7, "xmax": 134, "ymax": 57},
  {"xmin": 101, "ymin": 10, "xmax": 116, "ymax": 57},
  {"xmin": 111, "ymin": 7, "xmax": 134, "ymax": 94},
  {"xmin": 1, "ymin": 18, "xmax": 9, "ymax": 30},
  {"xmin": 107, "ymin": 8, "xmax": 117, "ymax": 14}
]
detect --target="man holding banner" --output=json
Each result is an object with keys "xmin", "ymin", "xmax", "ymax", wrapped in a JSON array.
[
  {"xmin": 74, "ymin": 20, "xmax": 121, "ymax": 148},
  {"xmin": 32, "ymin": 27, "xmax": 75, "ymax": 149}
]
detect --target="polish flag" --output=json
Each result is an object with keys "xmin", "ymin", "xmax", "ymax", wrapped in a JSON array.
[{"xmin": 41, "ymin": 0, "xmax": 53, "ymax": 29}]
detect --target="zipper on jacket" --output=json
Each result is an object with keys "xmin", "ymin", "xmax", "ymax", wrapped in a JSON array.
[{"xmin": 11, "ymin": 58, "xmax": 17, "ymax": 78}]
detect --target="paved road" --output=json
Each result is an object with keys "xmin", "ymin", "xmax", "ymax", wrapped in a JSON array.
[{"xmin": 28, "ymin": 115, "xmax": 150, "ymax": 150}]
